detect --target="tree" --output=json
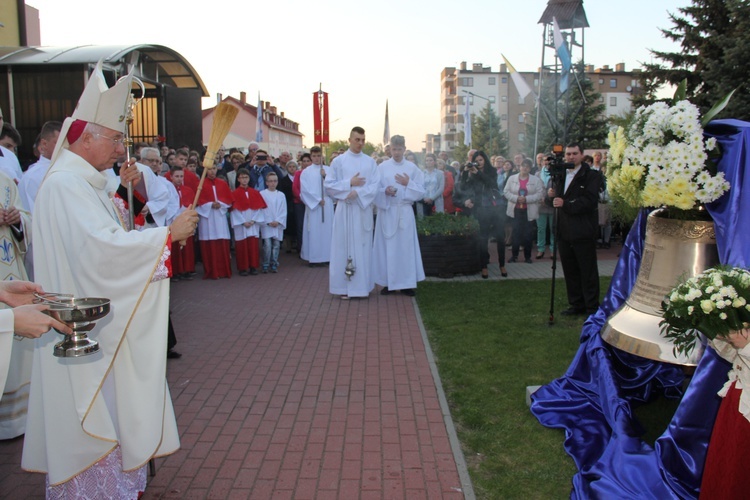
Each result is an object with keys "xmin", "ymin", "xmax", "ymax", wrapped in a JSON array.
[
  {"xmin": 526, "ymin": 63, "xmax": 609, "ymax": 155},
  {"xmin": 322, "ymin": 139, "xmax": 379, "ymax": 160},
  {"xmin": 470, "ymin": 104, "xmax": 509, "ymax": 157},
  {"xmin": 639, "ymin": 0, "xmax": 750, "ymax": 119}
]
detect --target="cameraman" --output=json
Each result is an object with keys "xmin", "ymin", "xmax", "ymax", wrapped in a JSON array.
[
  {"xmin": 548, "ymin": 143, "xmax": 600, "ymax": 315},
  {"xmin": 453, "ymin": 150, "xmax": 503, "ymax": 279}
]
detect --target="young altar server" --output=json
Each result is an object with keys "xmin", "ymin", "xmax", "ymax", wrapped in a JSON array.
[
  {"xmin": 372, "ymin": 135, "xmax": 426, "ymax": 296},
  {"xmin": 195, "ymin": 165, "xmax": 233, "ymax": 279},
  {"xmin": 300, "ymin": 146, "xmax": 334, "ymax": 267},
  {"xmin": 170, "ymin": 166, "xmax": 196, "ymax": 280},
  {"xmin": 231, "ymin": 168, "xmax": 266, "ymax": 275},
  {"xmin": 324, "ymin": 126, "xmax": 381, "ymax": 299},
  {"xmin": 259, "ymin": 172, "xmax": 287, "ymax": 273}
]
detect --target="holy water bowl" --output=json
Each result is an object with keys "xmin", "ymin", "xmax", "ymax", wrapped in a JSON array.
[{"xmin": 46, "ymin": 297, "xmax": 110, "ymax": 358}]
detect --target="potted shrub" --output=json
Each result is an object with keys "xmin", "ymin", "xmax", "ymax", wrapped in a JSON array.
[{"xmin": 417, "ymin": 213, "xmax": 481, "ymax": 278}]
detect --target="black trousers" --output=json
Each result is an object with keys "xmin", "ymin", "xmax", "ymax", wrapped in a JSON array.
[
  {"xmin": 557, "ymin": 237, "xmax": 600, "ymax": 312},
  {"xmin": 511, "ymin": 208, "xmax": 533, "ymax": 260},
  {"xmin": 475, "ymin": 205, "xmax": 505, "ymax": 268},
  {"xmin": 167, "ymin": 312, "xmax": 177, "ymax": 351}
]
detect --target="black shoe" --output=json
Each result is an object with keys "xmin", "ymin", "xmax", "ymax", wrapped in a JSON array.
[
  {"xmin": 525, "ymin": 258, "xmax": 533, "ymax": 264},
  {"xmin": 239, "ymin": 270, "xmax": 249, "ymax": 276},
  {"xmin": 380, "ymin": 287, "xmax": 393, "ymax": 295},
  {"xmin": 508, "ymin": 257, "xmax": 517, "ymax": 263},
  {"xmin": 401, "ymin": 289, "xmax": 416, "ymax": 297},
  {"xmin": 187, "ymin": 272, "xmax": 197, "ymax": 277},
  {"xmin": 181, "ymin": 273, "xmax": 194, "ymax": 281},
  {"xmin": 167, "ymin": 350, "xmax": 182, "ymax": 359},
  {"xmin": 561, "ymin": 307, "xmax": 586, "ymax": 316},
  {"xmin": 170, "ymin": 276, "xmax": 181, "ymax": 283},
  {"xmin": 250, "ymin": 268, "xmax": 258, "ymax": 275},
  {"xmin": 500, "ymin": 267, "xmax": 508, "ymax": 277},
  {"xmin": 536, "ymin": 252, "xmax": 545, "ymax": 259}
]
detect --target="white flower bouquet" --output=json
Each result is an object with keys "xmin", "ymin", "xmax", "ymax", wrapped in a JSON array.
[
  {"xmin": 660, "ymin": 266, "xmax": 750, "ymax": 356},
  {"xmin": 606, "ymin": 83, "xmax": 734, "ymax": 220}
]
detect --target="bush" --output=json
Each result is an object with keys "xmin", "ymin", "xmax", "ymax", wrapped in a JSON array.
[{"xmin": 416, "ymin": 212, "xmax": 479, "ymax": 237}]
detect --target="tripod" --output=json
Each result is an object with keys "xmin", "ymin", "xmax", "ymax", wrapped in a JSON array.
[{"xmin": 547, "ymin": 174, "xmax": 565, "ymax": 325}]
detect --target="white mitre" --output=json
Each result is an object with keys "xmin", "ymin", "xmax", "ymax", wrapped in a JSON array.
[{"xmin": 49, "ymin": 59, "xmax": 135, "ymax": 166}]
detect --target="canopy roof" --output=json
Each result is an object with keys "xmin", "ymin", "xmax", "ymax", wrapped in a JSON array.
[{"xmin": 0, "ymin": 44, "xmax": 209, "ymax": 96}]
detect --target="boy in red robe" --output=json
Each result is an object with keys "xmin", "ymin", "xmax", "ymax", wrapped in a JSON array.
[
  {"xmin": 170, "ymin": 166, "xmax": 196, "ymax": 280},
  {"xmin": 195, "ymin": 165, "xmax": 233, "ymax": 279},
  {"xmin": 231, "ymin": 168, "xmax": 266, "ymax": 275}
]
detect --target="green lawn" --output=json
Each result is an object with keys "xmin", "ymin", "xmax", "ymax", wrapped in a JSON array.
[{"xmin": 416, "ymin": 277, "xmax": 678, "ymax": 499}]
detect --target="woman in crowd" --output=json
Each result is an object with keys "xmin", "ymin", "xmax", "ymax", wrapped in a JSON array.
[
  {"xmin": 437, "ymin": 159, "xmax": 456, "ymax": 214},
  {"xmin": 536, "ymin": 154, "xmax": 554, "ymax": 259},
  {"xmin": 504, "ymin": 158, "xmax": 544, "ymax": 264},
  {"xmin": 453, "ymin": 150, "xmax": 504, "ymax": 279},
  {"xmin": 418, "ymin": 153, "xmax": 445, "ymax": 217},
  {"xmin": 498, "ymin": 160, "xmax": 515, "ymax": 247},
  {"xmin": 225, "ymin": 152, "xmax": 245, "ymax": 190}
]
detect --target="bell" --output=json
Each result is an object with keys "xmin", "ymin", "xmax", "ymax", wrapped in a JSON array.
[
  {"xmin": 344, "ymin": 258, "xmax": 356, "ymax": 280},
  {"xmin": 600, "ymin": 208, "xmax": 719, "ymax": 366}
]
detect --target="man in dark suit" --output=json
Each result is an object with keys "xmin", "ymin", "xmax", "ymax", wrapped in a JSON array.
[{"xmin": 549, "ymin": 143, "xmax": 601, "ymax": 315}]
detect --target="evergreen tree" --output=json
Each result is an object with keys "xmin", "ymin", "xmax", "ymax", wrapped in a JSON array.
[
  {"xmin": 526, "ymin": 64, "xmax": 609, "ymax": 155},
  {"xmin": 470, "ymin": 104, "xmax": 509, "ymax": 157},
  {"xmin": 639, "ymin": 0, "xmax": 750, "ymax": 119}
]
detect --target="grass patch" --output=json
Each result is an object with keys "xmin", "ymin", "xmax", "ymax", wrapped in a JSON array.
[{"xmin": 416, "ymin": 277, "xmax": 626, "ymax": 499}]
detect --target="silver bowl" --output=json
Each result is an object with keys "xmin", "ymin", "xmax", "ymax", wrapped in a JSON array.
[{"xmin": 46, "ymin": 297, "xmax": 110, "ymax": 358}]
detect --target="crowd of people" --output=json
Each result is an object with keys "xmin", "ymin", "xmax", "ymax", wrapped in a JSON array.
[{"xmin": 0, "ymin": 63, "xmax": 616, "ymax": 494}]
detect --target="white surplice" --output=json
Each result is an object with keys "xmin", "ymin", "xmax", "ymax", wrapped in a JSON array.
[
  {"xmin": 324, "ymin": 150, "xmax": 381, "ymax": 298},
  {"xmin": 22, "ymin": 148, "xmax": 179, "ymax": 486},
  {"xmin": 372, "ymin": 159, "xmax": 426, "ymax": 291},
  {"xmin": 300, "ymin": 164, "xmax": 334, "ymax": 263},
  {"xmin": 195, "ymin": 187, "xmax": 231, "ymax": 241},
  {"xmin": 19, "ymin": 156, "xmax": 51, "ymax": 214},
  {"xmin": 259, "ymin": 189, "xmax": 287, "ymax": 241},
  {"xmin": 0, "ymin": 309, "xmax": 13, "ymax": 404},
  {"xmin": 231, "ymin": 205, "xmax": 265, "ymax": 241}
]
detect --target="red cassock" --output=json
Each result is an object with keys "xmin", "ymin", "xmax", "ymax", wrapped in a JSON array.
[
  {"xmin": 231, "ymin": 187, "xmax": 266, "ymax": 272},
  {"xmin": 171, "ymin": 184, "xmax": 196, "ymax": 276},
  {"xmin": 197, "ymin": 177, "xmax": 233, "ymax": 279}
]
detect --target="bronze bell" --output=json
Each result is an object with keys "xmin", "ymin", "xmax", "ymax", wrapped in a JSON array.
[{"xmin": 600, "ymin": 208, "xmax": 719, "ymax": 366}]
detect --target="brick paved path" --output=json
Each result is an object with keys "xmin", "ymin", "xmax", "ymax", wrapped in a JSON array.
[{"xmin": 0, "ymin": 252, "xmax": 467, "ymax": 499}]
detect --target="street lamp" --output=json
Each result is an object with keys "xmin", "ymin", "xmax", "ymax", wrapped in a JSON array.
[{"xmin": 462, "ymin": 90, "xmax": 495, "ymax": 154}]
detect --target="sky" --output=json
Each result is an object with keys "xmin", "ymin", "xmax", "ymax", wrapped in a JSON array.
[{"xmin": 28, "ymin": 0, "xmax": 688, "ymax": 149}]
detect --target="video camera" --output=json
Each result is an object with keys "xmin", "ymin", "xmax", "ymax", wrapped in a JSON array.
[{"xmin": 547, "ymin": 144, "xmax": 576, "ymax": 180}]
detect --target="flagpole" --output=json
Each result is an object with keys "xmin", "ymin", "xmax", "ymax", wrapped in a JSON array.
[{"xmin": 533, "ymin": 26, "xmax": 545, "ymax": 157}]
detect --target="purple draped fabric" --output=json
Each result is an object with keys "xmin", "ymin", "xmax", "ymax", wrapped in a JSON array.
[{"xmin": 530, "ymin": 119, "xmax": 750, "ymax": 499}]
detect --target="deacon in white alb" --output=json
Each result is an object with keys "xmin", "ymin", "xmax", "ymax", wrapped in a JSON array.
[
  {"xmin": 372, "ymin": 135, "xmax": 426, "ymax": 296},
  {"xmin": 325, "ymin": 126, "xmax": 381, "ymax": 299},
  {"xmin": 300, "ymin": 145, "xmax": 334, "ymax": 266}
]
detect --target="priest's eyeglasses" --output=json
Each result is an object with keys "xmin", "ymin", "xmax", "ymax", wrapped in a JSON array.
[{"xmin": 94, "ymin": 133, "xmax": 126, "ymax": 146}]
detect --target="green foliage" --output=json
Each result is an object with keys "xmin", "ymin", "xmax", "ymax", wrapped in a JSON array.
[
  {"xmin": 416, "ymin": 213, "xmax": 479, "ymax": 236},
  {"xmin": 471, "ymin": 104, "xmax": 509, "ymax": 157},
  {"xmin": 526, "ymin": 63, "xmax": 609, "ymax": 156},
  {"xmin": 639, "ymin": 0, "xmax": 750, "ymax": 120},
  {"xmin": 453, "ymin": 133, "xmax": 470, "ymax": 163}
]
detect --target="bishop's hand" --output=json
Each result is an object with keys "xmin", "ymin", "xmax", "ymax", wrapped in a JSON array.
[
  {"xmin": 170, "ymin": 209, "xmax": 199, "ymax": 242},
  {"xmin": 119, "ymin": 158, "xmax": 142, "ymax": 188}
]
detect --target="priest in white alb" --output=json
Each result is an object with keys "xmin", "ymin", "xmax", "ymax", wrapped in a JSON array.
[
  {"xmin": 324, "ymin": 126, "xmax": 381, "ymax": 299},
  {"xmin": 21, "ymin": 60, "xmax": 198, "ymax": 498},
  {"xmin": 300, "ymin": 146, "xmax": 334, "ymax": 267},
  {"xmin": 372, "ymin": 135, "xmax": 426, "ymax": 296}
]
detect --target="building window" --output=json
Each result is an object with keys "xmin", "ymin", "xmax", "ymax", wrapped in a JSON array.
[
  {"xmin": 518, "ymin": 95, "xmax": 525, "ymax": 105},
  {"xmin": 534, "ymin": 78, "xmax": 539, "ymax": 87},
  {"xmin": 610, "ymin": 96, "xmax": 617, "ymax": 106},
  {"xmin": 599, "ymin": 78, "xmax": 604, "ymax": 84},
  {"xmin": 518, "ymin": 133, "xmax": 525, "ymax": 142},
  {"xmin": 459, "ymin": 77, "xmax": 474, "ymax": 87},
  {"xmin": 489, "ymin": 96, "xmax": 496, "ymax": 103},
  {"xmin": 501, "ymin": 77, "xmax": 508, "ymax": 83},
  {"xmin": 518, "ymin": 114, "xmax": 525, "ymax": 123},
  {"xmin": 489, "ymin": 77, "xmax": 496, "ymax": 85},
  {"xmin": 599, "ymin": 96, "xmax": 604, "ymax": 102},
  {"xmin": 457, "ymin": 96, "xmax": 464, "ymax": 105},
  {"xmin": 501, "ymin": 95, "xmax": 507, "ymax": 102},
  {"xmin": 501, "ymin": 114, "xmax": 508, "ymax": 121},
  {"xmin": 610, "ymin": 78, "xmax": 617, "ymax": 88}
]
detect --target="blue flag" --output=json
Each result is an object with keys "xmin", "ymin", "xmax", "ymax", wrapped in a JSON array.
[
  {"xmin": 463, "ymin": 93, "xmax": 472, "ymax": 146},
  {"xmin": 255, "ymin": 92, "xmax": 263, "ymax": 143},
  {"xmin": 553, "ymin": 17, "xmax": 572, "ymax": 93}
]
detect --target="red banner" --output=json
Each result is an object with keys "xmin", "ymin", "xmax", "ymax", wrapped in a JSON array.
[{"xmin": 313, "ymin": 91, "xmax": 329, "ymax": 144}]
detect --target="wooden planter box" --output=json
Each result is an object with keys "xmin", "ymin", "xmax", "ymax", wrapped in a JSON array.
[{"xmin": 419, "ymin": 234, "xmax": 480, "ymax": 278}]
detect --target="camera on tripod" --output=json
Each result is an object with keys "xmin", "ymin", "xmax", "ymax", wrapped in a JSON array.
[{"xmin": 547, "ymin": 144, "xmax": 576, "ymax": 179}]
